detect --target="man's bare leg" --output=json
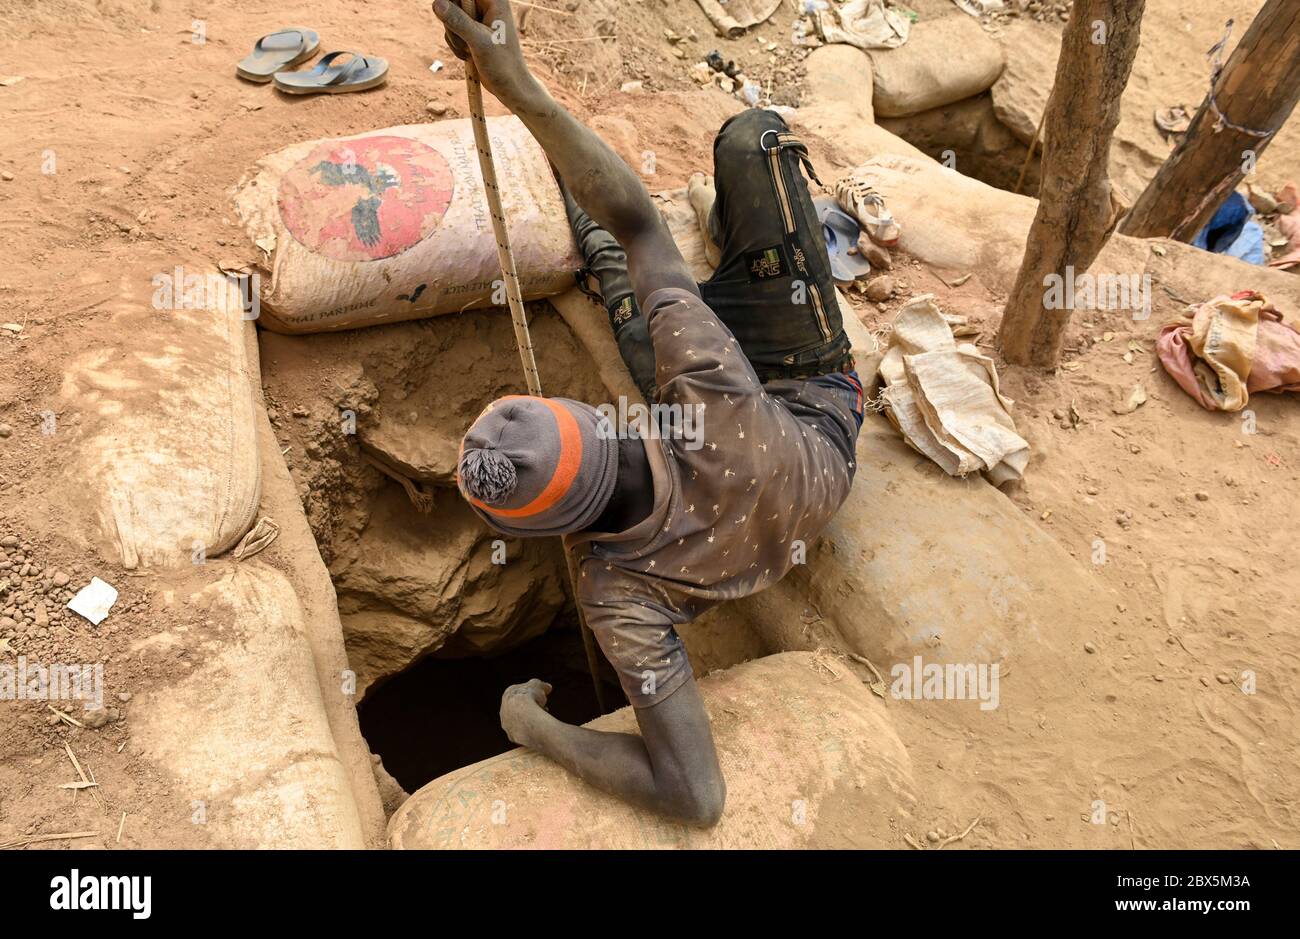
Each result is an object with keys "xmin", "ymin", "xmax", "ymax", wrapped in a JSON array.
[{"xmin": 499, "ymin": 675, "xmax": 726, "ymax": 827}]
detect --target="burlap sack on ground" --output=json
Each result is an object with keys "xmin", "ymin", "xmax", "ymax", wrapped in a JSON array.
[
  {"xmin": 131, "ymin": 563, "xmax": 369, "ymax": 848},
  {"xmin": 233, "ymin": 117, "xmax": 579, "ymax": 334},
  {"xmin": 868, "ymin": 14, "xmax": 1004, "ymax": 118},
  {"xmin": 1157, "ymin": 291, "xmax": 1300, "ymax": 411},
  {"xmin": 388, "ymin": 652, "xmax": 914, "ymax": 849},
  {"xmin": 878, "ymin": 295, "xmax": 1029, "ymax": 484},
  {"xmin": 51, "ymin": 252, "xmax": 385, "ymax": 846},
  {"xmin": 693, "ymin": 0, "xmax": 781, "ymax": 36},
  {"xmin": 59, "ymin": 269, "xmax": 260, "ymax": 568},
  {"xmin": 813, "ymin": 0, "xmax": 911, "ymax": 50}
]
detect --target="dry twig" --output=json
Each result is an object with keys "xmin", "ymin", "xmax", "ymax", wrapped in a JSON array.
[
  {"xmin": 0, "ymin": 831, "xmax": 99, "ymax": 849},
  {"xmin": 47, "ymin": 704, "xmax": 83, "ymax": 728},
  {"xmin": 936, "ymin": 816, "xmax": 982, "ymax": 849}
]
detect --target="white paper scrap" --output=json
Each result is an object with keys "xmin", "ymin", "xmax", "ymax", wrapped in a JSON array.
[{"xmin": 68, "ymin": 577, "xmax": 118, "ymax": 626}]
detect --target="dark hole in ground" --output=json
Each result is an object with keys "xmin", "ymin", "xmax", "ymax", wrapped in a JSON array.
[
  {"xmin": 359, "ymin": 624, "xmax": 620, "ymax": 794},
  {"xmin": 876, "ymin": 92, "xmax": 1043, "ymax": 196}
]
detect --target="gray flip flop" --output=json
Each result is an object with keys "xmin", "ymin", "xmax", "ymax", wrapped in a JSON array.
[
  {"xmin": 236, "ymin": 28, "xmax": 321, "ymax": 83},
  {"xmin": 815, "ymin": 196, "xmax": 872, "ymax": 284},
  {"xmin": 272, "ymin": 51, "xmax": 389, "ymax": 95}
]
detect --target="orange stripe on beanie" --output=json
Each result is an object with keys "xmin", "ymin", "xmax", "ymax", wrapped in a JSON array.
[
  {"xmin": 456, "ymin": 395, "xmax": 619, "ymax": 537},
  {"xmin": 463, "ymin": 398, "xmax": 582, "ymax": 518}
]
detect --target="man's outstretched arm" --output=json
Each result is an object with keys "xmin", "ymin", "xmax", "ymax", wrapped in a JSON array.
[{"xmin": 432, "ymin": 0, "xmax": 698, "ymax": 305}]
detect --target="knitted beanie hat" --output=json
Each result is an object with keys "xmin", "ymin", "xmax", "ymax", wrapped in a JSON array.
[{"xmin": 457, "ymin": 395, "xmax": 618, "ymax": 537}]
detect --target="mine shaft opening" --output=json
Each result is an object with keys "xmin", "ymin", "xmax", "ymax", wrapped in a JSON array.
[
  {"xmin": 257, "ymin": 302, "xmax": 631, "ymax": 793},
  {"xmin": 357, "ymin": 617, "xmax": 619, "ymax": 793},
  {"xmin": 877, "ymin": 92, "xmax": 1042, "ymax": 195}
]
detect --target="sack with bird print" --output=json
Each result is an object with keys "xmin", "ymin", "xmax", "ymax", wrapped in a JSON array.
[{"xmin": 232, "ymin": 117, "xmax": 579, "ymax": 334}]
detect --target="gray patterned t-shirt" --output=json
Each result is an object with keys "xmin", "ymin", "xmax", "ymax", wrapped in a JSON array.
[{"xmin": 566, "ymin": 287, "xmax": 859, "ymax": 707}]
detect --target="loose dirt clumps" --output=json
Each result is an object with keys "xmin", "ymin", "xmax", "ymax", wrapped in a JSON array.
[{"xmin": 1, "ymin": 535, "xmax": 80, "ymax": 646}]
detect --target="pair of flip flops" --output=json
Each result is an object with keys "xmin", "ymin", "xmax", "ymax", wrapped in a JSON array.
[{"xmin": 236, "ymin": 28, "xmax": 388, "ymax": 94}]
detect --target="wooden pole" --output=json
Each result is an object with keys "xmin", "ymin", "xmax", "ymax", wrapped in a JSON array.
[
  {"xmin": 1120, "ymin": 3, "xmax": 1300, "ymax": 240},
  {"xmin": 1013, "ymin": 96, "xmax": 1049, "ymax": 196},
  {"xmin": 996, "ymin": 0, "xmax": 1145, "ymax": 367},
  {"xmin": 457, "ymin": 0, "xmax": 610, "ymax": 713}
]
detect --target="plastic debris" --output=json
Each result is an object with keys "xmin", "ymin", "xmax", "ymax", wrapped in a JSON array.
[
  {"xmin": 67, "ymin": 577, "xmax": 119, "ymax": 626},
  {"xmin": 811, "ymin": 0, "xmax": 910, "ymax": 50}
]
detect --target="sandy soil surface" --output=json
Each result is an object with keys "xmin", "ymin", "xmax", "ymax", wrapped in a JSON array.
[{"xmin": 0, "ymin": 0, "xmax": 1296, "ymax": 849}]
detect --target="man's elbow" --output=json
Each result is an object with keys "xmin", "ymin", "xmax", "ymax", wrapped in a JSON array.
[
  {"xmin": 573, "ymin": 168, "xmax": 658, "ymax": 244},
  {"xmin": 671, "ymin": 773, "xmax": 727, "ymax": 828}
]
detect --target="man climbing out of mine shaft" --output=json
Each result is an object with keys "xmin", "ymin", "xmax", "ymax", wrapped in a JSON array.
[{"xmin": 435, "ymin": 0, "xmax": 864, "ymax": 826}]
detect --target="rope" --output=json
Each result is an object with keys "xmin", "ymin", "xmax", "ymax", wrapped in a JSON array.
[
  {"xmin": 1162, "ymin": 18, "xmax": 1279, "ymax": 240},
  {"xmin": 457, "ymin": 0, "xmax": 609, "ymax": 713},
  {"xmin": 458, "ymin": 5, "xmax": 543, "ymax": 395},
  {"xmin": 1205, "ymin": 19, "xmax": 1276, "ymax": 139}
]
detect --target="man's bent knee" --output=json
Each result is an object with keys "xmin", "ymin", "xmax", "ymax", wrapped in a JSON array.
[
  {"xmin": 715, "ymin": 106, "xmax": 786, "ymax": 147},
  {"xmin": 713, "ymin": 109, "xmax": 786, "ymax": 169},
  {"xmin": 672, "ymin": 771, "xmax": 727, "ymax": 828}
]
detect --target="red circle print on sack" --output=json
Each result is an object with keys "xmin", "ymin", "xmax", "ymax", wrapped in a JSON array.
[{"xmin": 278, "ymin": 135, "xmax": 455, "ymax": 262}]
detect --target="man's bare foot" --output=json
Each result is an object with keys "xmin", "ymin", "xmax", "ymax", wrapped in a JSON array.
[
  {"xmin": 688, "ymin": 172, "xmax": 722, "ymax": 269},
  {"xmin": 500, "ymin": 678, "xmax": 552, "ymax": 748}
]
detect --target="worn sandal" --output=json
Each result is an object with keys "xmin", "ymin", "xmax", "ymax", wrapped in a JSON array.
[
  {"xmin": 1154, "ymin": 105, "xmax": 1192, "ymax": 137},
  {"xmin": 835, "ymin": 178, "xmax": 902, "ymax": 248},
  {"xmin": 272, "ymin": 50, "xmax": 389, "ymax": 95},
  {"xmin": 236, "ymin": 28, "xmax": 321, "ymax": 83}
]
